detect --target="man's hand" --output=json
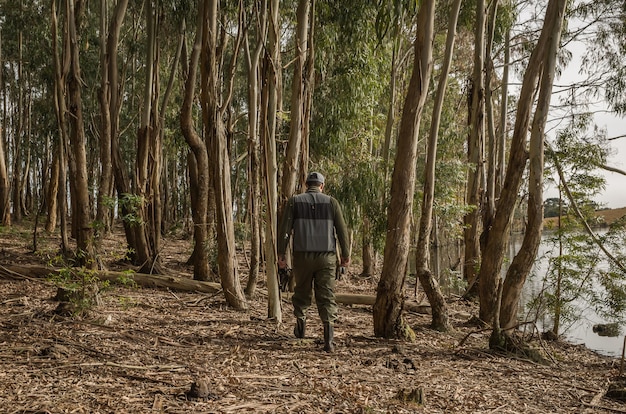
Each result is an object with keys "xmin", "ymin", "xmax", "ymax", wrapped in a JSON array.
[
  {"xmin": 335, "ymin": 265, "xmax": 345, "ymax": 281},
  {"xmin": 340, "ymin": 257, "xmax": 350, "ymax": 268},
  {"xmin": 278, "ymin": 255, "xmax": 287, "ymax": 270},
  {"xmin": 278, "ymin": 267, "xmax": 291, "ymax": 292}
]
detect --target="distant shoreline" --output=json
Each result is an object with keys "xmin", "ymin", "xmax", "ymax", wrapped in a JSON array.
[{"xmin": 544, "ymin": 206, "xmax": 626, "ymax": 229}]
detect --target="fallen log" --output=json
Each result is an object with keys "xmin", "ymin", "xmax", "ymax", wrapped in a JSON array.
[
  {"xmin": 0, "ymin": 263, "xmax": 222, "ymax": 294},
  {"xmin": 334, "ymin": 293, "xmax": 430, "ymax": 314},
  {"xmin": 0, "ymin": 263, "xmax": 430, "ymax": 313}
]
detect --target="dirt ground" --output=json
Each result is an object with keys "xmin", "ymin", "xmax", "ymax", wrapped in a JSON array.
[{"xmin": 1, "ymin": 224, "xmax": 626, "ymax": 413}]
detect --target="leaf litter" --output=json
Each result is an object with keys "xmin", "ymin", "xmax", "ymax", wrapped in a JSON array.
[{"xmin": 0, "ymin": 228, "xmax": 624, "ymax": 413}]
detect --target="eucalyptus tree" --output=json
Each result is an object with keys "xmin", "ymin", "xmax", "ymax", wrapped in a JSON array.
[
  {"xmin": 50, "ymin": 0, "xmax": 71, "ymax": 251},
  {"xmin": 279, "ymin": 0, "xmax": 312, "ymax": 210},
  {"xmin": 577, "ymin": 0, "xmax": 626, "ymax": 117},
  {"xmin": 311, "ymin": 1, "xmax": 396, "ymax": 278},
  {"xmin": 0, "ymin": 0, "xmax": 31, "ymax": 224},
  {"xmin": 275, "ymin": 0, "xmax": 313, "ymax": 296},
  {"xmin": 181, "ymin": 1, "xmax": 211, "ymax": 282},
  {"xmin": 482, "ymin": 0, "xmax": 501, "ymax": 229},
  {"xmin": 243, "ymin": 0, "xmax": 268, "ymax": 297},
  {"xmin": 477, "ymin": 0, "xmax": 568, "ymax": 336},
  {"xmin": 497, "ymin": 0, "xmax": 566, "ymax": 332},
  {"xmin": 463, "ymin": 0, "xmax": 486, "ymax": 298},
  {"xmin": 531, "ymin": 122, "xmax": 610, "ymax": 336},
  {"xmin": 0, "ymin": 31, "xmax": 10, "ymax": 226},
  {"xmin": 496, "ymin": 11, "xmax": 510, "ymax": 196},
  {"xmin": 64, "ymin": 0, "xmax": 96, "ymax": 267},
  {"xmin": 96, "ymin": 0, "xmax": 187, "ymax": 272},
  {"xmin": 373, "ymin": 0, "xmax": 436, "ymax": 339},
  {"xmin": 12, "ymin": 27, "xmax": 24, "ymax": 224},
  {"xmin": 96, "ymin": 0, "xmax": 129, "ymax": 242},
  {"xmin": 6, "ymin": 2, "xmax": 47, "ymax": 235},
  {"xmin": 414, "ymin": 0, "xmax": 463, "ymax": 332},
  {"xmin": 261, "ymin": 0, "xmax": 282, "ymax": 319},
  {"xmin": 108, "ymin": 5, "xmax": 144, "ymax": 263},
  {"xmin": 380, "ymin": 6, "xmax": 407, "ymax": 185},
  {"xmin": 531, "ymin": 117, "xmax": 626, "ymax": 337},
  {"xmin": 132, "ymin": 0, "xmax": 162, "ymax": 273},
  {"xmin": 200, "ymin": 0, "xmax": 247, "ymax": 310}
]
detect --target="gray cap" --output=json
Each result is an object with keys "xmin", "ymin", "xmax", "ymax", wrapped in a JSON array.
[{"xmin": 306, "ymin": 171, "xmax": 325, "ymax": 185}]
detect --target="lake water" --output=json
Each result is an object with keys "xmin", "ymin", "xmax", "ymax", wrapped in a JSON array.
[{"xmin": 512, "ymin": 231, "xmax": 625, "ymax": 358}]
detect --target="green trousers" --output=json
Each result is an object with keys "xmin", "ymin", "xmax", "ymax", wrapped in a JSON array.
[{"xmin": 292, "ymin": 251, "xmax": 337, "ymax": 324}]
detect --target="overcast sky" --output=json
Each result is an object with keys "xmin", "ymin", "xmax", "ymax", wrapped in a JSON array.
[
  {"xmin": 538, "ymin": 7, "xmax": 626, "ymax": 210},
  {"xmin": 591, "ymin": 113, "xmax": 626, "ymax": 209},
  {"xmin": 547, "ymin": 62, "xmax": 626, "ymax": 209}
]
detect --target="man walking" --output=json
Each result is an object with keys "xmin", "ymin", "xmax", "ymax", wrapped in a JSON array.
[{"xmin": 277, "ymin": 172, "xmax": 351, "ymax": 352}]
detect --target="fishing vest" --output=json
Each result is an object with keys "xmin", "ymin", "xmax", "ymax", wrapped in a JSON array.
[{"xmin": 291, "ymin": 191, "xmax": 336, "ymax": 252}]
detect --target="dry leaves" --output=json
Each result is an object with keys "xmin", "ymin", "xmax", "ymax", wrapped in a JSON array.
[{"xmin": 0, "ymin": 230, "xmax": 624, "ymax": 413}]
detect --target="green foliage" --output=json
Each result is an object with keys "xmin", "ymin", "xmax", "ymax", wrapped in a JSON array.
[
  {"xmin": 525, "ymin": 117, "xmax": 621, "ymax": 336},
  {"xmin": 374, "ymin": 0, "xmax": 417, "ymax": 43},
  {"xmin": 117, "ymin": 295, "xmax": 137, "ymax": 310},
  {"xmin": 312, "ymin": 2, "xmax": 393, "ymax": 160},
  {"xmin": 116, "ymin": 269, "xmax": 138, "ymax": 289},
  {"xmin": 573, "ymin": 0, "xmax": 626, "ymax": 115},
  {"xmin": 48, "ymin": 265, "xmax": 103, "ymax": 317},
  {"xmin": 119, "ymin": 193, "xmax": 145, "ymax": 226},
  {"xmin": 546, "ymin": 118, "xmax": 609, "ymax": 208},
  {"xmin": 234, "ymin": 221, "xmax": 250, "ymax": 243},
  {"xmin": 593, "ymin": 221, "xmax": 626, "ymax": 319},
  {"xmin": 323, "ymin": 149, "xmax": 389, "ymax": 252},
  {"xmin": 440, "ymin": 269, "xmax": 467, "ymax": 296}
]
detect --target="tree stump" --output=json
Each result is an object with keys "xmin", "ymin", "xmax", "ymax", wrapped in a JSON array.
[
  {"xmin": 187, "ymin": 377, "xmax": 219, "ymax": 400},
  {"xmin": 53, "ymin": 285, "xmax": 101, "ymax": 316},
  {"xmin": 396, "ymin": 387, "xmax": 424, "ymax": 405},
  {"xmin": 606, "ymin": 378, "xmax": 626, "ymax": 401}
]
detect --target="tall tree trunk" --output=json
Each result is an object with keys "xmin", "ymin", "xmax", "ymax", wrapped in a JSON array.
[
  {"xmin": 133, "ymin": 0, "xmax": 157, "ymax": 272},
  {"xmin": 109, "ymin": 1, "xmax": 136, "ymax": 260},
  {"xmin": 12, "ymin": 30, "xmax": 24, "ymax": 224},
  {"xmin": 498, "ymin": 0, "xmax": 567, "ymax": 332},
  {"xmin": 279, "ymin": 0, "xmax": 310, "ymax": 214},
  {"xmin": 244, "ymin": 0, "xmax": 268, "ymax": 297},
  {"xmin": 376, "ymin": 20, "xmax": 403, "ymax": 277},
  {"xmin": 96, "ymin": 0, "xmax": 129, "ymax": 244},
  {"xmin": 415, "ymin": 0, "xmax": 461, "ymax": 333},
  {"xmin": 51, "ymin": 0, "xmax": 70, "ymax": 252},
  {"xmin": 373, "ymin": 0, "xmax": 436, "ymax": 339},
  {"xmin": 21, "ymin": 121, "xmax": 31, "ymax": 216},
  {"xmin": 299, "ymin": 0, "xmax": 315, "ymax": 191},
  {"xmin": 361, "ymin": 217, "xmax": 376, "ymax": 277},
  {"xmin": 58, "ymin": 136, "xmax": 70, "ymax": 253},
  {"xmin": 382, "ymin": 32, "xmax": 402, "ymax": 183},
  {"xmin": 202, "ymin": 0, "xmax": 247, "ymax": 310},
  {"xmin": 66, "ymin": 0, "xmax": 95, "ymax": 268},
  {"xmin": 0, "ymin": 31, "xmax": 10, "ymax": 226},
  {"xmin": 158, "ymin": 31, "xmax": 183, "ymax": 235},
  {"xmin": 262, "ymin": 0, "xmax": 282, "ymax": 320},
  {"xmin": 478, "ymin": 0, "xmax": 558, "ymax": 324},
  {"xmin": 181, "ymin": 6, "xmax": 211, "ymax": 281},
  {"xmin": 96, "ymin": 0, "xmax": 112, "ymax": 241},
  {"xmin": 482, "ymin": 0, "xmax": 500, "ymax": 232},
  {"xmin": 496, "ymin": 26, "xmax": 510, "ymax": 196},
  {"xmin": 45, "ymin": 137, "xmax": 60, "ymax": 233},
  {"xmin": 463, "ymin": 0, "xmax": 486, "ymax": 298}
]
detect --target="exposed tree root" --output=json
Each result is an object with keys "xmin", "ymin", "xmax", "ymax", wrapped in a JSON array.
[{"xmin": 490, "ymin": 329, "xmax": 550, "ymax": 365}]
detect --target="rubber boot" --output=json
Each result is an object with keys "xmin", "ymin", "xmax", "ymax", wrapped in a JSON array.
[
  {"xmin": 323, "ymin": 323, "xmax": 334, "ymax": 353},
  {"xmin": 294, "ymin": 317, "xmax": 306, "ymax": 338}
]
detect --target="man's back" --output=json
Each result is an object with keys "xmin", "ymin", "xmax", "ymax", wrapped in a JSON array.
[{"xmin": 291, "ymin": 190, "xmax": 335, "ymax": 252}]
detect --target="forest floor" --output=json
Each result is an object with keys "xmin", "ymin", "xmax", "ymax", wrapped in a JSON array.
[{"xmin": 1, "ymin": 222, "xmax": 626, "ymax": 413}]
